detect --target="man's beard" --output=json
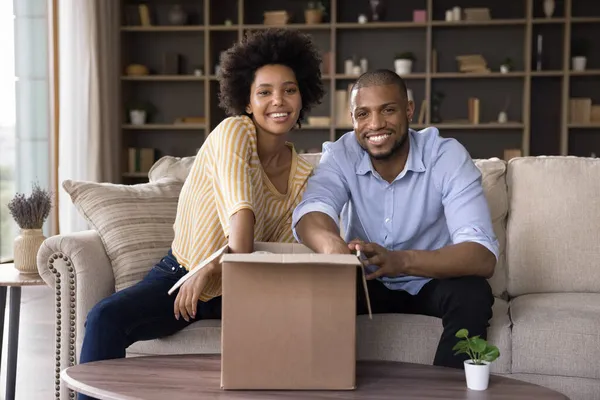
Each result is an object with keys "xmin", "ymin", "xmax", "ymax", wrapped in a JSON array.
[{"xmin": 362, "ymin": 128, "xmax": 408, "ymax": 161}]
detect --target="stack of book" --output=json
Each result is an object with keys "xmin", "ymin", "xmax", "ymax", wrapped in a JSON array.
[
  {"xmin": 128, "ymin": 148, "xmax": 156, "ymax": 174},
  {"xmin": 569, "ymin": 98, "xmax": 599, "ymax": 124},
  {"xmin": 456, "ymin": 55, "xmax": 490, "ymax": 73}
]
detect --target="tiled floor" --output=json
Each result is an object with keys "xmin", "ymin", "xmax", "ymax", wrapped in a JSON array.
[{"xmin": 1, "ymin": 285, "xmax": 54, "ymax": 399}]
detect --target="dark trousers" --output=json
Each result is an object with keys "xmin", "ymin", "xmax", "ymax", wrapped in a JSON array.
[
  {"xmin": 77, "ymin": 250, "xmax": 222, "ymax": 400},
  {"xmin": 356, "ymin": 272, "xmax": 494, "ymax": 369}
]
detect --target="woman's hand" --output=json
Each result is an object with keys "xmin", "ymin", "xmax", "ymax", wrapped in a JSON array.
[{"xmin": 174, "ymin": 262, "xmax": 221, "ymax": 321}]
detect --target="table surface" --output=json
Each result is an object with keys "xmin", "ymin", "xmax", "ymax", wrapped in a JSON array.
[
  {"xmin": 62, "ymin": 354, "xmax": 568, "ymax": 399},
  {"xmin": 0, "ymin": 264, "xmax": 45, "ymax": 287}
]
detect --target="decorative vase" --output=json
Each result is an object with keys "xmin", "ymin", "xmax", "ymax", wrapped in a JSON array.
[
  {"xmin": 130, "ymin": 110, "xmax": 146, "ymax": 125},
  {"xmin": 543, "ymin": 0, "xmax": 555, "ymax": 18},
  {"xmin": 431, "ymin": 103, "xmax": 442, "ymax": 123},
  {"xmin": 394, "ymin": 59, "xmax": 412, "ymax": 75},
  {"xmin": 168, "ymin": 5, "xmax": 187, "ymax": 25},
  {"xmin": 498, "ymin": 111, "xmax": 508, "ymax": 123},
  {"xmin": 500, "ymin": 64, "xmax": 510, "ymax": 73},
  {"xmin": 369, "ymin": 0, "xmax": 385, "ymax": 22},
  {"xmin": 14, "ymin": 228, "xmax": 46, "ymax": 274},
  {"xmin": 464, "ymin": 360, "xmax": 490, "ymax": 391},
  {"xmin": 572, "ymin": 56, "xmax": 587, "ymax": 71}
]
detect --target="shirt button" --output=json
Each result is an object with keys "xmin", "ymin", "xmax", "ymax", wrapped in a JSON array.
[
  {"xmin": 171, "ymin": 267, "xmax": 176, "ymax": 271},
  {"xmin": 385, "ymin": 218, "xmax": 391, "ymax": 223}
]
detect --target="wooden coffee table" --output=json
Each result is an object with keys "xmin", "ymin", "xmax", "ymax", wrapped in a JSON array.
[{"xmin": 62, "ymin": 354, "xmax": 568, "ymax": 399}]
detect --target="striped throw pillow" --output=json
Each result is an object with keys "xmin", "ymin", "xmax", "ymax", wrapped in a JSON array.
[{"xmin": 62, "ymin": 178, "xmax": 183, "ymax": 291}]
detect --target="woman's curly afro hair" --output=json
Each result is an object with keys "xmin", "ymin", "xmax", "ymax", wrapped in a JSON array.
[{"xmin": 217, "ymin": 28, "xmax": 326, "ymax": 126}]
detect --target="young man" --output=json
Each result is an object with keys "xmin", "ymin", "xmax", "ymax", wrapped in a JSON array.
[{"xmin": 291, "ymin": 69, "xmax": 498, "ymax": 369}]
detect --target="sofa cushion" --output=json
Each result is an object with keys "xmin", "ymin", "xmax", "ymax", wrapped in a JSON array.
[
  {"xmin": 128, "ymin": 319, "xmax": 221, "ymax": 356},
  {"xmin": 510, "ymin": 293, "xmax": 600, "ymax": 380},
  {"xmin": 62, "ymin": 178, "xmax": 183, "ymax": 291},
  {"xmin": 474, "ymin": 158, "xmax": 508, "ymax": 299},
  {"xmin": 127, "ymin": 297, "xmax": 511, "ymax": 374},
  {"xmin": 506, "ymin": 157, "xmax": 600, "ymax": 296},
  {"xmin": 148, "ymin": 153, "xmax": 322, "ymax": 183},
  {"xmin": 148, "ymin": 155, "xmax": 195, "ymax": 183}
]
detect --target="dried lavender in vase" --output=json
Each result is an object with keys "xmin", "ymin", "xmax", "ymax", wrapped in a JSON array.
[{"xmin": 7, "ymin": 183, "xmax": 53, "ymax": 229}]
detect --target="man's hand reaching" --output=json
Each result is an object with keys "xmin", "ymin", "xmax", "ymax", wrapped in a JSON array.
[{"xmin": 348, "ymin": 239, "xmax": 411, "ymax": 280}]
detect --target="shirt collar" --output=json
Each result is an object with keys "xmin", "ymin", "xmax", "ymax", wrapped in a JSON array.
[{"xmin": 355, "ymin": 129, "xmax": 426, "ymax": 176}]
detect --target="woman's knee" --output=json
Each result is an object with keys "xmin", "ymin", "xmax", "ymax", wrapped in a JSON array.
[{"xmin": 85, "ymin": 295, "xmax": 125, "ymax": 333}]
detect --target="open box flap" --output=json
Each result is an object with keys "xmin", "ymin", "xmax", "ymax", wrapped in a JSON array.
[
  {"xmin": 167, "ymin": 243, "xmax": 372, "ymax": 319},
  {"xmin": 220, "ymin": 252, "xmax": 361, "ymax": 266}
]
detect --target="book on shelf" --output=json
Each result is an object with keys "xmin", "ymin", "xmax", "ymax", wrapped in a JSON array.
[
  {"xmin": 569, "ymin": 98, "xmax": 592, "ymax": 123},
  {"xmin": 468, "ymin": 97, "xmax": 480, "ymax": 124},
  {"xmin": 128, "ymin": 147, "xmax": 156, "ymax": 173}
]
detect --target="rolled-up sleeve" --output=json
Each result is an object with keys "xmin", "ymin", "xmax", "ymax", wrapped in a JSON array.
[
  {"xmin": 292, "ymin": 145, "xmax": 350, "ymax": 242},
  {"xmin": 432, "ymin": 138, "xmax": 500, "ymax": 261}
]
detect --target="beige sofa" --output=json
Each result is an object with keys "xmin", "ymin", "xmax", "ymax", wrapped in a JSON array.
[{"xmin": 37, "ymin": 154, "xmax": 600, "ymax": 400}]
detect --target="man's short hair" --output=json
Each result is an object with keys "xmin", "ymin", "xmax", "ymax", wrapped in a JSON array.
[{"xmin": 350, "ymin": 69, "xmax": 408, "ymax": 101}]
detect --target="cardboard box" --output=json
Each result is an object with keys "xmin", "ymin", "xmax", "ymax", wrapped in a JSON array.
[{"xmin": 220, "ymin": 242, "xmax": 370, "ymax": 390}]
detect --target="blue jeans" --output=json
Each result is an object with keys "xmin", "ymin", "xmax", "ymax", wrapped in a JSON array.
[{"xmin": 77, "ymin": 250, "xmax": 222, "ymax": 400}]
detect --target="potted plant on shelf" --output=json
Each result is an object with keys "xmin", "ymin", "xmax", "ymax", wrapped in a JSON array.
[
  {"xmin": 394, "ymin": 52, "xmax": 415, "ymax": 76},
  {"xmin": 127, "ymin": 100, "xmax": 156, "ymax": 125},
  {"xmin": 305, "ymin": 1, "xmax": 326, "ymax": 24},
  {"xmin": 571, "ymin": 38, "xmax": 590, "ymax": 71},
  {"xmin": 7, "ymin": 183, "xmax": 52, "ymax": 274},
  {"xmin": 500, "ymin": 57, "xmax": 513, "ymax": 73},
  {"xmin": 452, "ymin": 328, "xmax": 500, "ymax": 391}
]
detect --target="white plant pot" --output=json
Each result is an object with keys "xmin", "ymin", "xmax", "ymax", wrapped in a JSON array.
[
  {"xmin": 500, "ymin": 65, "xmax": 510, "ymax": 74},
  {"xmin": 394, "ymin": 59, "xmax": 413, "ymax": 76},
  {"xmin": 464, "ymin": 360, "xmax": 490, "ymax": 391},
  {"xmin": 130, "ymin": 110, "xmax": 147, "ymax": 125},
  {"xmin": 572, "ymin": 56, "xmax": 587, "ymax": 71}
]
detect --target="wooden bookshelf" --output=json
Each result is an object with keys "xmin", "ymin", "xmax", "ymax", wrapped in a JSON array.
[{"xmin": 119, "ymin": 0, "xmax": 600, "ymax": 182}]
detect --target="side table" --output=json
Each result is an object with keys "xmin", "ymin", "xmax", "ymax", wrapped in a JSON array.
[{"xmin": 0, "ymin": 263, "xmax": 46, "ymax": 400}]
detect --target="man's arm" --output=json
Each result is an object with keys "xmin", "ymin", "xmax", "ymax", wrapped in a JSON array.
[
  {"xmin": 402, "ymin": 242, "xmax": 496, "ymax": 279},
  {"xmin": 399, "ymin": 138, "xmax": 498, "ymax": 279},
  {"xmin": 292, "ymin": 146, "xmax": 351, "ymax": 254}
]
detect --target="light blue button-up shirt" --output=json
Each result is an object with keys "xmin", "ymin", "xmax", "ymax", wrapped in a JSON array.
[{"xmin": 292, "ymin": 127, "xmax": 499, "ymax": 295}]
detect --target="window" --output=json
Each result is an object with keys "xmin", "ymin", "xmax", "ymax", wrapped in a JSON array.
[
  {"xmin": 0, "ymin": 0, "xmax": 52, "ymax": 262},
  {"xmin": 0, "ymin": 1, "xmax": 16, "ymax": 261}
]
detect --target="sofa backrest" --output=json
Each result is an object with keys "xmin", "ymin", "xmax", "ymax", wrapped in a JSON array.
[
  {"xmin": 149, "ymin": 154, "xmax": 509, "ymax": 299},
  {"xmin": 506, "ymin": 157, "xmax": 600, "ymax": 297}
]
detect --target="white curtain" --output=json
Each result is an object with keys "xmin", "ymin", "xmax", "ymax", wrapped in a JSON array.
[{"xmin": 57, "ymin": 1, "xmax": 120, "ymax": 234}]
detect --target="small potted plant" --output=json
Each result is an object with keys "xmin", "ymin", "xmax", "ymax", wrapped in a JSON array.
[
  {"xmin": 394, "ymin": 52, "xmax": 415, "ymax": 76},
  {"xmin": 127, "ymin": 100, "xmax": 156, "ymax": 125},
  {"xmin": 452, "ymin": 328, "xmax": 500, "ymax": 391},
  {"xmin": 305, "ymin": 1, "xmax": 326, "ymax": 24},
  {"xmin": 7, "ymin": 183, "xmax": 52, "ymax": 274},
  {"xmin": 571, "ymin": 38, "xmax": 590, "ymax": 71},
  {"xmin": 500, "ymin": 57, "xmax": 513, "ymax": 73}
]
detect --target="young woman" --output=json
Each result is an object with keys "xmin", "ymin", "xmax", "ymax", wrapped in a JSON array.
[{"xmin": 77, "ymin": 28, "xmax": 325, "ymax": 400}]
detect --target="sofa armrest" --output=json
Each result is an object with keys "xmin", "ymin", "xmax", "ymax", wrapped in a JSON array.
[{"xmin": 37, "ymin": 229, "xmax": 115, "ymax": 400}]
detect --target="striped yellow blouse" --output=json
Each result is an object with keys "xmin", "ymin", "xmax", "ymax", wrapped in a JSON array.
[{"xmin": 171, "ymin": 115, "xmax": 314, "ymax": 301}]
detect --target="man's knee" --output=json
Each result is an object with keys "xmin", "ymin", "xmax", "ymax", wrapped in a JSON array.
[{"xmin": 446, "ymin": 276, "xmax": 494, "ymax": 315}]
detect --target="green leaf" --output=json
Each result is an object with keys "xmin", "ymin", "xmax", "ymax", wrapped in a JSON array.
[
  {"xmin": 483, "ymin": 346, "xmax": 500, "ymax": 362},
  {"xmin": 452, "ymin": 341, "xmax": 468, "ymax": 351},
  {"xmin": 471, "ymin": 338, "xmax": 487, "ymax": 353},
  {"xmin": 455, "ymin": 329, "xmax": 469, "ymax": 339}
]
